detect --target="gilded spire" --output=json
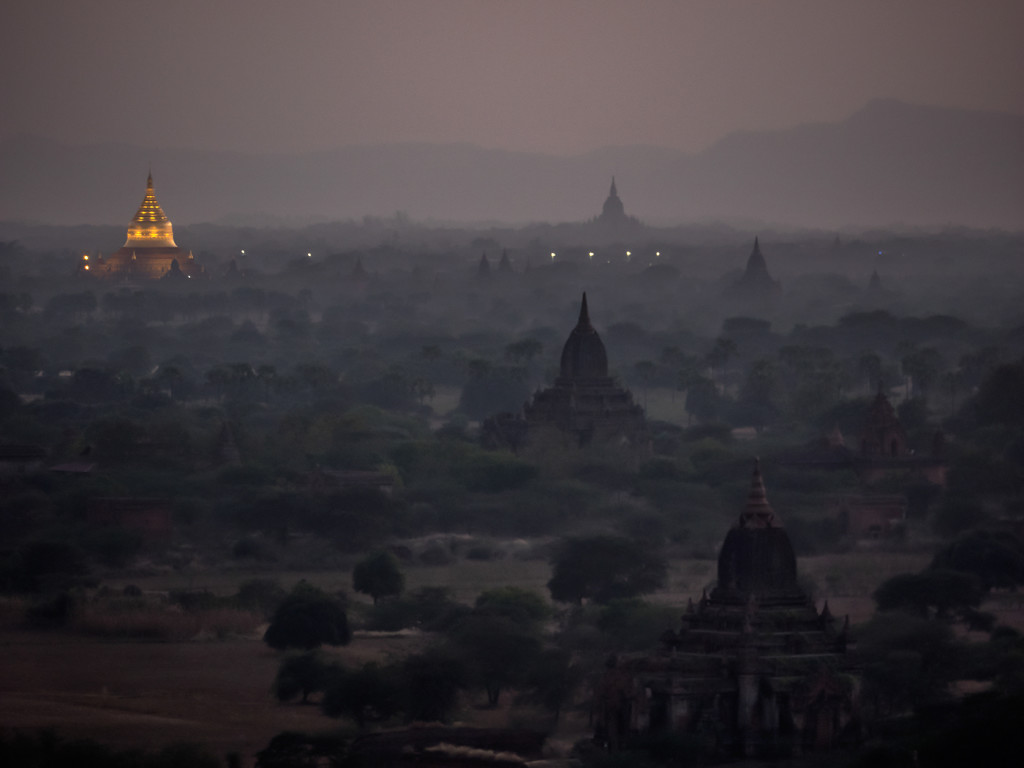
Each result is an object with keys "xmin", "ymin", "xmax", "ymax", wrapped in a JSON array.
[{"xmin": 124, "ymin": 172, "xmax": 176, "ymax": 248}]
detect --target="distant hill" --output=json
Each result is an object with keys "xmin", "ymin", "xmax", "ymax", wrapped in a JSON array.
[{"xmin": 1, "ymin": 100, "xmax": 1021, "ymax": 230}]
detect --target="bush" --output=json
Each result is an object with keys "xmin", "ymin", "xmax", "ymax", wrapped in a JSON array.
[
  {"xmin": 235, "ymin": 579, "xmax": 286, "ymax": 618},
  {"xmin": 273, "ymin": 651, "xmax": 341, "ymax": 704},
  {"xmin": 419, "ymin": 545, "xmax": 453, "ymax": 566},
  {"xmin": 352, "ymin": 551, "xmax": 405, "ymax": 605},
  {"xmin": 365, "ymin": 587, "xmax": 468, "ymax": 632},
  {"xmin": 10, "ymin": 540, "xmax": 91, "ymax": 592},
  {"xmin": 264, "ymin": 582, "xmax": 351, "ymax": 651},
  {"xmin": 25, "ymin": 591, "xmax": 77, "ymax": 629}
]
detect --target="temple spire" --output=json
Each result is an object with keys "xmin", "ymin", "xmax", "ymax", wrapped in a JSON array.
[
  {"xmin": 124, "ymin": 171, "xmax": 175, "ymax": 248},
  {"xmin": 609, "ymin": 176, "xmax": 617, "ymax": 197},
  {"xmin": 740, "ymin": 458, "xmax": 777, "ymax": 528},
  {"xmin": 578, "ymin": 292, "xmax": 591, "ymax": 327}
]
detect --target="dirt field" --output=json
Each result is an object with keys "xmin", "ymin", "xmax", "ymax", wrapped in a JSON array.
[
  {"xmin": 5, "ymin": 547, "xmax": 1019, "ymax": 766},
  {"xmin": 0, "ymin": 630, "xmax": 334, "ymax": 763}
]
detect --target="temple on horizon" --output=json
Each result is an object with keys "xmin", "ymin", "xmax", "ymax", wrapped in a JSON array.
[
  {"xmin": 81, "ymin": 173, "xmax": 203, "ymax": 280},
  {"xmin": 589, "ymin": 177, "xmax": 643, "ymax": 235}
]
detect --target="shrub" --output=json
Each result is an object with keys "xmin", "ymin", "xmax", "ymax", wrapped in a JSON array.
[
  {"xmin": 264, "ymin": 582, "xmax": 351, "ymax": 650},
  {"xmin": 352, "ymin": 551, "xmax": 405, "ymax": 605}
]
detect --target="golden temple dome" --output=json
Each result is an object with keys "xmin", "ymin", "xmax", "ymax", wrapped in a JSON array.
[{"xmin": 123, "ymin": 173, "xmax": 176, "ymax": 248}]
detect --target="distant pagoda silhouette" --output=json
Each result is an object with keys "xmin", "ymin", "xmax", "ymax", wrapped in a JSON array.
[
  {"xmin": 589, "ymin": 177, "xmax": 643, "ymax": 236},
  {"xmin": 723, "ymin": 237, "xmax": 781, "ymax": 307}
]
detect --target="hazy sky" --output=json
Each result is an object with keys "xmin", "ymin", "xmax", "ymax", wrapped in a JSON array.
[{"xmin": 2, "ymin": 0, "xmax": 1022, "ymax": 156}]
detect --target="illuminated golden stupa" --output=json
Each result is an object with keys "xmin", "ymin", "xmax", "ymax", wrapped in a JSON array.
[{"xmin": 84, "ymin": 173, "xmax": 203, "ymax": 280}]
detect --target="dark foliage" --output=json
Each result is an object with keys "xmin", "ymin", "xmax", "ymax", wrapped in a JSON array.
[
  {"xmin": 930, "ymin": 530, "xmax": 1024, "ymax": 591},
  {"xmin": 0, "ymin": 730, "xmax": 220, "ymax": 768},
  {"xmin": 547, "ymin": 535, "xmax": 667, "ymax": 605},
  {"xmin": 873, "ymin": 569, "xmax": 983, "ymax": 620},
  {"xmin": 352, "ymin": 550, "xmax": 405, "ymax": 605},
  {"xmin": 264, "ymin": 582, "xmax": 351, "ymax": 651}
]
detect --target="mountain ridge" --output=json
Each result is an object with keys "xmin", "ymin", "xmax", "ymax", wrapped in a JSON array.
[{"xmin": 1, "ymin": 100, "xmax": 1021, "ymax": 230}]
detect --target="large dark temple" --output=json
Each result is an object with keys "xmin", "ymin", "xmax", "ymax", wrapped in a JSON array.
[
  {"xmin": 482, "ymin": 293, "xmax": 647, "ymax": 452},
  {"xmin": 523, "ymin": 293, "xmax": 647, "ymax": 449},
  {"xmin": 593, "ymin": 462, "xmax": 857, "ymax": 758}
]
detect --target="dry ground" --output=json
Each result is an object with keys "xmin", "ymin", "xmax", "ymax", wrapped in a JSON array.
[
  {"xmin": 0, "ymin": 630, "xmax": 332, "ymax": 763},
  {"xmin": 5, "ymin": 546, "xmax": 1020, "ymax": 766}
]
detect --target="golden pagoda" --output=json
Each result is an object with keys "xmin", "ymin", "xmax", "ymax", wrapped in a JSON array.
[{"xmin": 84, "ymin": 173, "xmax": 202, "ymax": 280}]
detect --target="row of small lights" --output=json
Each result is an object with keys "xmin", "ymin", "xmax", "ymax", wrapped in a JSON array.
[{"xmin": 548, "ymin": 250, "xmax": 661, "ymax": 262}]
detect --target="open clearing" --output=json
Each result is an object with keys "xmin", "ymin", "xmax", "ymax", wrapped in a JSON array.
[{"xmin": 4, "ymin": 546, "xmax": 1019, "ymax": 766}]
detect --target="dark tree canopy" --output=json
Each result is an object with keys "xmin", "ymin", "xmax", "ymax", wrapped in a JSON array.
[
  {"xmin": 321, "ymin": 661, "xmax": 400, "ymax": 728},
  {"xmin": 547, "ymin": 535, "xmax": 667, "ymax": 605},
  {"xmin": 449, "ymin": 613, "xmax": 542, "ymax": 707},
  {"xmin": 873, "ymin": 569, "xmax": 983, "ymax": 620},
  {"xmin": 352, "ymin": 550, "xmax": 405, "ymax": 605},
  {"xmin": 397, "ymin": 647, "xmax": 469, "ymax": 723},
  {"xmin": 973, "ymin": 361, "xmax": 1024, "ymax": 427},
  {"xmin": 263, "ymin": 582, "xmax": 351, "ymax": 650},
  {"xmin": 273, "ymin": 651, "xmax": 340, "ymax": 704},
  {"xmin": 473, "ymin": 586, "xmax": 550, "ymax": 627},
  {"xmin": 857, "ymin": 613, "xmax": 964, "ymax": 716},
  {"xmin": 931, "ymin": 530, "xmax": 1024, "ymax": 592}
]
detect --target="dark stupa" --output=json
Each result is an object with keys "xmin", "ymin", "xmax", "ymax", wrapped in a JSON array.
[
  {"xmin": 713, "ymin": 460, "xmax": 803, "ymax": 605},
  {"xmin": 557, "ymin": 293, "xmax": 609, "ymax": 383},
  {"xmin": 592, "ymin": 461, "xmax": 856, "ymax": 758},
  {"xmin": 728, "ymin": 237, "xmax": 782, "ymax": 301},
  {"xmin": 476, "ymin": 293, "xmax": 648, "ymax": 451}
]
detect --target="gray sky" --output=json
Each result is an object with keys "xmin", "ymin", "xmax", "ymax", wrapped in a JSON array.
[{"xmin": 2, "ymin": 0, "xmax": 1022, "ymax": 155}]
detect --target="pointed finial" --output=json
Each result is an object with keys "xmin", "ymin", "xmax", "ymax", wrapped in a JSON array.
[
  {"xmin": 578, "ymin": 292, "xmax": 591, "ymax": 327},
  {"xmin": 740, "ymin": 457, "xmax": 776, "ymax": 527},
  {"xmin": 610, "ymin": 176, "xmax": 617, "ymax": 196}
]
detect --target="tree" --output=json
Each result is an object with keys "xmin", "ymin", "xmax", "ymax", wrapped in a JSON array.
[
  {"xmin": 683, "ymin": 375, "xmax": 721, "ymax": 425},
  {"xmin": 705, "ymin": 337, "xmax": 737, "ymax": 384},
  {"xmin": 547, "ymin": 535, "xmax": 667, "ymax": 605},
  {"xmin": 504, "ymin": 338, "xmax": 543, "ymax": 365},
  {"xmin": 857, "ymin": 613, "xmax": 964, "ymax": 717},
  {"xmin": 397, "ymin": 647, "xmax": 469, "ymax": 722},
  {"xmin": 873, "ymin": 569, "xmax": 983, "ymax": 621},
  {"xmin": 352, "ymin": 551, "xmax": 405, "ymax": 605},
  {"xmin": 449, "ymin": 613, "xmax": 542, "ymax": 707},
  {"xmin": 973, "ymin": 361, "xmax": 1024, "ymax": 427},
  {"xmin": 458, "ymin": 366, "xmax": 530, "ymax": 420},
  {"xmin": 322, "ymin": 662, "xmax": 400, "ymax": 728},
  {"xmin": 11, "ymin": 540, "xmax": 90, "ymax": 592},
  {"xmin": 263, "ymin": 582, "xmax": 351, "ymax": 650},
  {"xmin": 931, "ymin": 530, "xmax": 1024, "ymax": 592},
  {"xmin": 273, "ymin": 651, "xmax": 340, "ymax": 704},
  {"xmin": 736, "ymin": 358, "xmax": 780, "ymax": 431},
  {"xmin": 474, "ymin": 587, "xmax": 550, "ymax": 627},
  {"xmin": 901, "ymin": 346, "xmax": 944, "ymax": 402},
  {"xmin": 858, "ymin": 352, "xmax": 883, "ymax": 392},
  {"xmin": 632, "ymin": 360, "xmax": 656, "ymax": 409}
]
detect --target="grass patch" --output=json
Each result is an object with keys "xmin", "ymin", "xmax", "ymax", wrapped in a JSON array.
[{"xmin": 73, "ymin": 603, "xmax": 262, "ymax": 641}]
